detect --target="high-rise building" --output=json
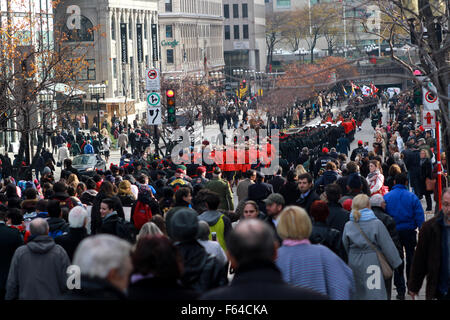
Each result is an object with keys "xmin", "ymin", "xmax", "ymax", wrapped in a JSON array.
[
  {"xmin": 158, "ymin": 0, "xmax": 225, "ymax": 77},
  {"xmin": 222, "ymin": 0, "xmax": 267, "ymax": 75},
  {"xmin": 54, "ymin": 0, "xmax": 159, "ymax": 125}
]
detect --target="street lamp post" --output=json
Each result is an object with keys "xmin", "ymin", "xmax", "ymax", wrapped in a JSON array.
[{"xmin": 88, "ymin": 83, "xmax": 106, "ymax": 133}]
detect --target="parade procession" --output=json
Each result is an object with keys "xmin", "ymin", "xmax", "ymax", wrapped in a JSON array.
[{"xmin": 0, "ymin": 0, "xmax": 449, "ymax": 310}]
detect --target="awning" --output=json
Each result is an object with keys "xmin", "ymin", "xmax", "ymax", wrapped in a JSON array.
[{"xmin": 49, "ymin": 83, "xmax": 85, "ymax": 96}]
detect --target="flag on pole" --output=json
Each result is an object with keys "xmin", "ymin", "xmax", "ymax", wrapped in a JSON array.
[
  {"xmin": 342, "ymin": 85, "xmax": 349, "ymax": 96},
  {"xmin": 370, "ymin": 82, "xmax": 379, "ymax": 96}
]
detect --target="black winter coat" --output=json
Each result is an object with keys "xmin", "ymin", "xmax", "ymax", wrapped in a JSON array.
[
  {"xmin": 91, "ymin": 194, "xmax": 124, "ymax": 235},
  {"xmin": 63, "ymin": 276, "xmax": 127, "ymax": 300},
  {"xmin": 55, "ymin": 228, "xmax": 88, "ymax": 262},
  {"xmin": 248, "ymin": 182, "xmax": 274, "ymax": 214},
  {"xmin": 279, "ymin": 181, "xmax": 301, "ymax": 206},
  {"xmin": 128, "ymin": 277, "xmax": 199, "ymax": 300},
  {"xmin": 176, "ymin": 240, "xmax": 228, "ymax": 294},
  {"xmin": 268, "ymin": 175, "xmax": 286, "ymax": 194},
  {"xmin": 371, "ymin": 206, "xmax": 403, "ymax": 259},
  {"xmin": 310, "ymin": 222, "xmax": 347, "ymax": 262},
  {"xmin": 0, "ymin": 224, "xmax": 23, "ymax": 299},
  {"xmin": 295, "ymin": 190, "xmax": 320, "ymax": 215},
  {"xmin": 326, "ymin": 201, "xmax": 350, "ymax": 233},
  {"xmin": 200, "ymin": 261, "xmax": 328, "ymax": 300}
]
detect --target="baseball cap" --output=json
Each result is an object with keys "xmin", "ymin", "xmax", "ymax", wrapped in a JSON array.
[
  {"xmin": 177, "ymin": 165, "xmax": 187, "ymax": 171},
  {"xmin": 322, "ymin": 147, "xmax": 329, "ymax": 153},
  {"xmin": 263, "ymin": 193, "xmax": 285, "ymax": 206},
  {"xmin": 358, "ymin": 140, "xmax": 363, "ymax": 145}
]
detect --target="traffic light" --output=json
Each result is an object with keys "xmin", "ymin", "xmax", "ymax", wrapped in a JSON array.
[{"xmin": 166, "ymin": 89, "xmax": 176, "ymax": 124}]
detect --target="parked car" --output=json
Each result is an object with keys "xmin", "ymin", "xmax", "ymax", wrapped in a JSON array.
[{"xmin": 72, "ymin": 154, "xmax": 106, "ymax": 175}]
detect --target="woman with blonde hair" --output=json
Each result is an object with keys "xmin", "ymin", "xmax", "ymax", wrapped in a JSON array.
[
  {"xmin": 295, "ymin": 164, "xmax": 307, "ymax": 177},
  {"xmin": 275, "ymin": 206, "xmax": 355, "ymax": 300},
  {"xmin": 67, "ymin": 173, "xmax": 79, "ymax": 186},
  {"xmin": 342, "ymin": 194, "xmax": 402, "ymax": 300},
  {"xmin": 117, "ymin": 180, "xmax": 136, "ymax": 207},
  {"xmin": 136, "ymin": 222, "xmax": 163, "ymax": 241}
]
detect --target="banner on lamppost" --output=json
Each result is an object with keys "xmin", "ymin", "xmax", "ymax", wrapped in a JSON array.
[
  {"xmin": 151, "ymin": 23, "xmax": 158, "ymax": 62},
  {"xmin": 136, "ymin": 24, "xmax": 143, "ymax": 63},
  {"xmin": 120, "ymin": 23, "xmax": 128, "ymax": 64}
]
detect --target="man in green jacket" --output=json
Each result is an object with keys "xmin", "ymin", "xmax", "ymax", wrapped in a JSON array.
[{"xmin": 204, "ymin": 167, "xmax": 234, "ymax": 211}]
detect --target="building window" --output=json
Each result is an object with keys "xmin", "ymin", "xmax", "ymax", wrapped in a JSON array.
[
  {"xmin": 129, "ymin": 19, "xmax": 133, "ymax": 39},
  {"xmin": 165, "ymin": 0, "xmax": 172, "ymax": 12},
  {"xmin": 111, "ymin": 16, "xmax": 116, "ymax": 40},
  {"xmin": 166, "ymin": 25, "xmax": 173, "ymax": 38},
  {"xmin": 79, "ymin": 59, "xmax": 96, "ymax": 80},
  {"xmin": 242, "ymin": 4, "xmax": 248, "ymax": 18},
  {"xmin": 276, "ymin": 0, "xmax": 291, "ymax": 8},
  {"xmin": 62, "ymin": 16, "xmax": 94, "ymax": 42},
  {"xmin": 167, "ymin": 49, "xmax": 174, "ymax": 64},
  {"xmin": 243, "ymin": 24, "xmax": 249, "ymax": 39},
  {"xmin": 224, "ymin": 25, "xmax": 230, "ymax": 40},
  {"xmin": 224, "ymin": 4, "xmax": 229, "ymax": 18},
  {"xmin": 113, "ymin": 58, "xmax": 117, "ymax": 78},
  {"xmin": 234, "ymin": 25, "xmax": 239, "ymax": 39},
  {"xmin": 144, "ymin": 20, "xmax": 147, "ymax": 39},
  {"xmin": 233, "ymin": 4, "xmax": 239, "ymax": 18}
]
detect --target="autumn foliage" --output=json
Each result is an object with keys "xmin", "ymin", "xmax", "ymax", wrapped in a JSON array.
[{"xmin": 260, "ymin": 57, "xmax": 359, "ymax": 115}]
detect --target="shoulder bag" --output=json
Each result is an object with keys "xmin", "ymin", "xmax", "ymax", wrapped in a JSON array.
[{"xmin": 355, "ymin": 222, "xmax": 393, "ymax": 280}]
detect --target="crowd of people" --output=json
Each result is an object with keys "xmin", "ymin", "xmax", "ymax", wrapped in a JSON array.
[{"xmin": 0, "ymin": 88, "xmax": 448, "ymax": 301}]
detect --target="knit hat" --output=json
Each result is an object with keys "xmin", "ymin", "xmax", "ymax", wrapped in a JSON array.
[
  {"xmin": 348, "ymin": 173, "xmax": 362, "ymax": 189},
  {"xmin": 358, "ymin": 140, "xmax": 363, "ymax": 146},
  {"xmin": 42, "ymin": 167, "xmax": 51, "ymax": 175},
  {"xmin": 322, "ymin": 147, "xmax": 329, "ymax": 154},
  {"xmin": 170, "ymin": 208, "xmax": 199, "ymax": 241},
  {"xmin": 177, "ymin": 165, "xmax": 187, "ymax": 171},
  {"xmin": 342, "ymin": 198, "xmax": 353, "ymax": 211}
]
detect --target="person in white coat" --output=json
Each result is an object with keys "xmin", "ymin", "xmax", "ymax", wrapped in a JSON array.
[{"xmin": 57, "ymin": 143, "xmax": 70, "ymax": 166}]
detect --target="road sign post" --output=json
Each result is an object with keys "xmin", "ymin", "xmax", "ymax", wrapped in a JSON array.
[
  {"xmin": 146, "ymin": 68, "xmax": 161, "ymax": 91},
  {"xmin": 147, "ymin": 92, "xmax": 161, "ymax": 107},
  {"xmin": 423, "ymin": 81, "xmax": 439, "ymax": 111}
]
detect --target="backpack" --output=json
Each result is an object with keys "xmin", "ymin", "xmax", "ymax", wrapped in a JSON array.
[
  {"xmin": 132, "ymin": 200, "xmax": 153, "ymax": 230},
  {"xmin": 115, "ymin": 217, "xmax": 137, "ymax": 243}
]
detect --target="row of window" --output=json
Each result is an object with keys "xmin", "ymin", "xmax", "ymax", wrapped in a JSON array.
[
  {"xmin": 111, "ymin": 17, "xmax": 150, "ymax": 41},
  {"xmin": 224, "ymin": 3, "xmax": 248, "ymax": 19},
  {"xmin": 224, "ymin": 25, "xmax": 249, "ymax": 40}
]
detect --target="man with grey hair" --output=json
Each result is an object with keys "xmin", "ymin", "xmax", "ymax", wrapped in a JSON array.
[
  {"xmin": 200, "ymin": 219, "xmax": 327, "ymax": 300},
  {"xmin": 5, "ymin": 218, "xmax": 70, "ymax": 300},
  {"xmin": 55, "ymin": 206, "xmax": 89, "ymax": 261},
  {"xmin": 370, "ymin": 194, "xmax": 404, "ymax": 300},
  {"xmin": 197, "ymin": 220, "xmax": 227, "ymax": 267},
  {"xmin": 64, "ymin": 234, "xmax": 132, "ymax": 300}
]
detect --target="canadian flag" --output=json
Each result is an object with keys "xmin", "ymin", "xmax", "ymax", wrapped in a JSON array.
[{"xmin": 370, "ymin": 82, "xmax": 379, "ymax": 95}]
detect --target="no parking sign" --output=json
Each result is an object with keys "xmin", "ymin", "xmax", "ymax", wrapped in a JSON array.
[{"xmin": 423, "ymin": 82, "xmax": 439, "ymax": 111}]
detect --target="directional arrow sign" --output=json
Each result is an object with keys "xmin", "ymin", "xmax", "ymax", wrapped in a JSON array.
[
  {"xmin": 147, "ymin": 107, "xmax": 162, "ymax": 125},
  {"xmin": 147, "ymin": 92, "xmax": 161, "ymax": 106},
  {"xmin": 146, "ymin": 68, "xmax": 160, "ymax": 91}
]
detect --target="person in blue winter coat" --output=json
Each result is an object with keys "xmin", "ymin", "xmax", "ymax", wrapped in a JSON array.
[
  {"xmin": 336, "ymin": 134, "xmax": 350, "ymax": 156},
  {"xmin": 83, "ymin": 141, "xmax": 94, "ymax": 154},
  {"xmin": 383, "ymin": 173, "xmax": 425, "ymax": 300},
  {"xmin": 314, "ymin": 162, "xmax": 341, "ymax": 193}
]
